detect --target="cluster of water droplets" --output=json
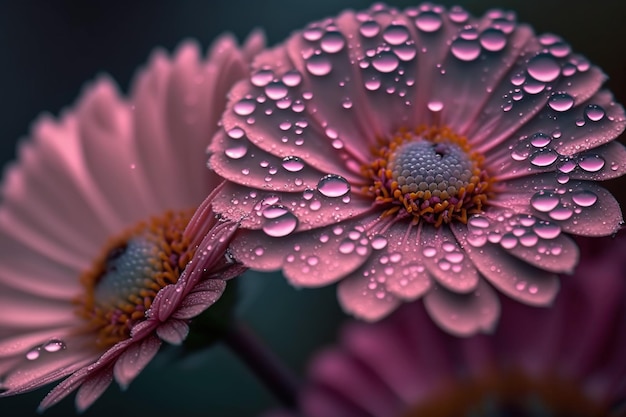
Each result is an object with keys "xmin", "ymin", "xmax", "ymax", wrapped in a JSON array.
[
  {"xmin": 24, "ymin": 339, "xmax": 67, "ymax": 361},
  {"xmin": 501, "ymin": 32, "xmax": 591, "ymax": 113}
]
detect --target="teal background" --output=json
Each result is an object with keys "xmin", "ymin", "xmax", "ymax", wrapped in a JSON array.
[{"xmin": 0, "ymin": 1, "xmax": 625, "ymax": 416}]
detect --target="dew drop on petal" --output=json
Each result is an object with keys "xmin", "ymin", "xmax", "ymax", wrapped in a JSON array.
[
  {"xmin": 233, "ymin": 99, "xmax": 256, "ymax": 116},
  {"xmin": 548, "ymin": 93, "xmax": 574, "ymax": 112},
  {"xmin": 360, "ymin": 20, "xmax": 381, "ymax": 38},
  {"xmin": 529, "ymin": 149, "xmax": 558, "ymax": 167},
  {"xmin": 530, "ymin": 132, "xmax": 552, "ymax": 148},
  {"xmin": 383, "ymin": 24, "xmax": 411, "ymax": 45},
  {"xmin": 306, "ymin": 55, "xmax": 332, "ymax": 76},
  {"xmin": 427, "ymin": 100, "xmax": 444, "ymax": 112},
  {"xmin": 372, "ymin": 52, "xmax": 400, "ymax": 73},
  {"xmin": 227, "ymin": 127, "xmax": 245, "ymax": 139},
  {"xmin": 450, "ymin": 38, "xmax": 481, "ymax": 61},
  {"xmin": 449, "ymin": 6, "xmax": 469, "ymax": 23},
  {"xmin": 251, "ymin": 69, "xmax": 274, "ymax": 87},
  {"xmin": 584, "ymin": 104, "xmax": 605, "ymax": 122},
  {"xmin": 282, "ymin": 70, "xmax": 303, "ymax": 87},
  {"xmin": 531, "ymin": 191, "xmax": 560, "ymax": 212},
  {"xmin": 43, "ymin": 339, "xmax": 66, "ymax": 353},
  {"xmin": 549, "ymin": 206, "xmax": 574, "ymax": 221},
  {"xmin": 533, "ymin": 222, "xmax": 561, "ymax": 239},
  {"xmin": 479, "ymin": 28, "xmax": 507, "ymax": 52},
  {"xmin": 26, "ymin": 348, "xmax": 40, "ymax": 361},
  {"xmin": 371, "ymin": 235, "xmax": 388, "ymax": 250},
  {"xmin": 282, "ymin": 156, "xmax": 305, "ymax": 172},
  {"xmin": 527, "ymin": 53, "xmax": 560, "ymax": 83},
  {"xmin": 572, "ymin": 190, "xmax": 598, "ymax": 207},
  {"xmin": 500, "ymin": 233, "xmax": 518, "ymax": 249},
  {"xmin": 415, "ymin": 11, "xmax": 443, "ymax": 33},
  {"xmin": 265, "ymin": 81, "xmax": 289, "ymax": 100},
  {"xmin": 303, "ymin": 26, "xmax": 324, "ymax": 41},
  {"xmin": 317, "ymin": 174, "xmax": 351, "ymax": 197},
  {"xmin": 225, "ymin": 143, "xmax": 248, "ymax": 159},
  {"xmin": 578, "ymin": 155, "xmax": 605, "ymax": 172},
  {"xmin": 262, "ymin": 205, "xmax": 298, "ymax": 237},
  {"xmin": 339, "ymin": 240, "xmax": 355, "ymax": 254},
  {"xmin": 422, "ymin": 246, "xmax": 437, "ymax": 258},
  {"xmin": 321, "ymin": 31, "xmax": 346, "ymax": 53},
  {"xmin": 468, "ymin": 215, "xmax": 490, "ymax": 230}
]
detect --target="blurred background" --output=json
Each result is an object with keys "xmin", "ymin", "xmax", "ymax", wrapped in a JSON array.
[{"xmin": 0, "ymin": 1, "xmax": 625, "ymax": 416}]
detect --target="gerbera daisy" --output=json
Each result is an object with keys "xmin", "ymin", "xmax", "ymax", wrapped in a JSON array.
[
  {"xmin": 260, "ymin": 232, "xmax": 626, "ymax": 417},
  {"xmin": 208, "ymin": 3, "xmax": 626, "ymax": 335},
  {"xmin": 0, "ymin": 32, "xmax": 263, "ymax": 411}
]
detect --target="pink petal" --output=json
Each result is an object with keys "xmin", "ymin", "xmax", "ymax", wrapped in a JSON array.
[
  {"xmin": 231, "ymin": 219, "xmax": 374, "ymax": 286},
  {"xmin": 113, "ymin": 335, "xmax": 161, "ymax": 390},
  {"xmin": 337, "ymin": 271, "xmax": 401, "ymax": 322},
  {"xmin": 156, "ymin": 319, "xmax": 189, "ymax": 345},
  {"xmin": 307, "ymin": 348, "xmax": 402, "ymax": 417},
  {"xmin": 301, "ymin": 385, "xmax": 368, "ymax": 417},
  {"xmin": 0, "ymin": 283, "xmax": 77, "ymax": 328},
  {"xmin": 453, "ymin": 222, "xmax": 560, "ymax": 306},
  {"xmin": 75, "ymin": 365, "xmax": 114, "ymax": 413},
  {"xmin": 0, "ymin": 327, "xmax": 74, "ymax": 358},
  {"xmin": 419, "ymin": 225, "xmax": 480, "ymax": 293},
  {"xmin": 172, "ymin": 279, "xmax": 226, "ymax": 320},
  {"xmin": 423, "ymin": 280, "xmax": 501, "ymax": 336}
]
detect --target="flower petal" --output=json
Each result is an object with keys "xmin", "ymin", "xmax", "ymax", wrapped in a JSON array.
[
  {"xmin": 423, "ymin": 280, "xmax": 500, "ymax": 336},
  {"xmin": 75, "ymin": 365, "xmax": 114, "ymax": 413},
  {"xmin": 172, "ymin": 279, "xmax": 226, "ymax": 320},
  {"xmin": 156, "ymin": 319, "xmax": 189, "ymax": 345},
  {"xmin": 337, "ymin": 271, "xmax": 401, "ymax": 322},
  {"xmin": 112, "ymin": 335, "xmax": 161, "ymax": 390}
]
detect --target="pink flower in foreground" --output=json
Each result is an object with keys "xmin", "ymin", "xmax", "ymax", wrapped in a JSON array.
[
  {"xmin": 0, "ymin": 33, "xmax": 263, "ymax": 411},
  {"xmin": 209, "ymin": 3, "xmax": 626, "ymax": 335},
  {"xmin": 262, "ymin": 232, "xmax": 626, "ymax": 417}
]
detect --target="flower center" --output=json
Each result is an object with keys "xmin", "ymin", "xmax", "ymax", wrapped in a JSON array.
[
  {"xmin": 76, "ymin": 210, "xmax": 195, "ymax": 348},
  {"xmin": 362, "ymin": 126, "xmax": 492, "ymax": 227},
  {"xmin": 399, "ymin": 370, "xmax": 607, "ymax": 417}
]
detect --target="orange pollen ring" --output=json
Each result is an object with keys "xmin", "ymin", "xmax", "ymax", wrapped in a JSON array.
[
  {"xmin": 75, "ymin": 209, "xmax": 195, "ymax": 348},
  {"xmin": 361, "ymin": 126, "xmax": 493, "ymax": 227}
]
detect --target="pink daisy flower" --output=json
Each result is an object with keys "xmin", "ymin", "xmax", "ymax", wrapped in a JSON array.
[
  {"xmin": 208, "ymin": 3, "xmax": 626, "ymax": 335},
  {"xmin": 0, "ymin": 32, "xmax": 263, "ymax": 411},
  {"xmin": 261, "ymin": 232, "xmax": 626, "ymax": 417}
]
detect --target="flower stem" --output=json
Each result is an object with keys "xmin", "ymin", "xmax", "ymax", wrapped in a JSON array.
[{"xmin": 223, "ymin": 321, "xmax": 301, "ymax": 408}]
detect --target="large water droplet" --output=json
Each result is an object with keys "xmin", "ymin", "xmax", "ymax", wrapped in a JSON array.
[
  {"xmin": 527, "ymin": 53, "xmax": 560, "ymax": 83},
  {"xmin": 427, "ymin": 100, "xmax": 444, "ymax": 112},
  {"xmin": 265, "ymin": 82, "xmax": 288, "ymax": 101},
  {"xmin": 306, "ymin": 55, "xmax": 332, "ymax": 76},
  {"xmin": 251, "ymin": 69, "xmax": 274, "ymax": 87},
  {"xmin": 317, "ymin": 174, "xmax": 351, "ymax": 197},
  {"xmin": 578, "ymin": 155, "xmax": 605, "ymax": 172},
  {"xmin": 415, "ymin": 11, "xmax": 443, "ymax": 32},
  {"xmin": 584, "ymin": 104, "xmax": 605, "ymax": 122},
  {"xmin": 468, "ymin": 215, "xmax": 490, "ymax": 229},
  {"xmin": 321, "ymin": 31, "xmax": 346, "ymax": 54},
  {"xmin": 262, "ymin": 205, "xmax": 298, "ymax": 237},
  {"xmin": 549, "ymin": 206, "xmax": 573, "ymax": 221},
  {"xmin": 303, "ymin": 26, "xmax": 324, "ymax": 41},
  {"xmin": 479, "ymin": 28, "xmax": 507, "ymax": 52},
  {"xmin": 530, "ymin": 132, "xmax": 552, "ymax": 148},
  {"xmin": 371, "ymin": 235, "xmax": 388, "ymax": 250},
  {"xmin": 360, "ymin": 20, "xmax": 381, "ymax": 38},
  {"xmin": 422, "ymin": 246, "xmax": 437, "ymax": 258},
  {"xmin": 572, "ymin": 190, "xmax": 598, "ymax": 207},
  {"xmin": 233, "ymin": 99, "xmax": 256, "ymax": 116},
  {"xmin": 531, "ymin": 191, "xmax": 560, "ymax": 212},
  {"xmin": 372, "ymin": 52, "xmax": 400, "ymax": 73},
  {"xmin": 450, "ymin": 38, "xmax": 481, "ymax": 61},
  {"xmin": 529, "ymin": 150, "xmax": 558, "ymax": 167},
  {"xmin": 548, "ymin": 93, "xmax": 574, "ymax": 112},
  {"xmin": 227, "ymin": 127, "xmax": 245, "ymax": 139},
  {"xmin": 225, "ymin": 143, "xmax": 248, "ymax": 159},
  {"xmin": 282, "ymin": 156, "xmax": 305, "ymax": 172},
  {"xmin": 383, "ymin": 24, "xmax": 410, "ymax": 44},
  {"xmin": 282, "ymin": 70, "xmax": 302, "ymax": 87},
  {"xmin": 43, "ymin": 339, "xmax": 66, "ymax": 353},
  {"xmin": 533, "ymin": 222, "xmax": 561, "ymax": 239}
]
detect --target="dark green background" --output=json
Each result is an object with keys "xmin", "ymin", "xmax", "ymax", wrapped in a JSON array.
[{"xmin": 1, "ymin": 1, "xmax": 625, "ymax": 416}]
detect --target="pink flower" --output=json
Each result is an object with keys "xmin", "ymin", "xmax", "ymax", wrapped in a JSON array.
[
  {"xmin": 0, "ymin": 32, "xmax": 263, "ymax": 411},
  {"xmin": 209, "ymin": 3, "xmax": 626, "ymax": 335},
  {"xmin": 262, "ymin": 232, "xmax": 626, "ymax": 417}
]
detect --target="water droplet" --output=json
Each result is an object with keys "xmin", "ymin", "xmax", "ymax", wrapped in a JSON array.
[
  {"xmin": 227, "ymin": 127, "xmax": 245, "ymax": 139},
  {"xmin": 479, "ymin": 28, "xmax": 507, "ymax": 52},
  {"xmin": 415, "ymin": 11, "xmax": 442, "ymax": 32},
  {"xmin": 26, "ymin": 348, "xmax": 40, "ymax": 361},
  {"xmin": 233, "ymin": 99, "xmax": 256, "ymax": 116},
  {"xmin": 393, "ymin": 44, "xmax": 417, "ymax": 61},
  {"xmin": 317, "ymin": 174, "xmax": 351, "ymax": 197},
  {"xmin": 584, "ymin": 104, "xmax": 605, "ymax": 122},
  {"xmin": 265, "ymin": 82, "xmax": 289, "ymax": 101},
  {"xmin": 262, "ymin": 205, "xmax": 298, "ymax": 237},
  {"xmin": 450, "ymin": 38, "xmax": 481, "ymax": 61},
  {"xmin": 468, "ymin": 215, "xmax": 490, "ymax": 229},
  {"xmin": 360, "ymin": 20, "xmax": 381, "ymax": 38},
  {"xmin": 303, "ymin": 26, "xmax": 324, "ymax": 41},
  {"xmin": 282, "ymin": 156, "xmax": 305, "ymax": 172},
  {"xmin": 339, "ymin": 240, "xmax": 355, "ymax": 254},
  {"xmin": 548, "ymin": 92, "xmax": 574, "ymax": 112},
  {"xmin": 225, "ymin": 143, "xmax": 248, "ymax": 159},
  {"xmin": 282, "ymin": 70, "xmax": 302, "ymax": 87},
  {"xmin": 449, "ymin": 6, "xmax": 469, "ymax": 23},
  {"xmin": 422, "ymin": 246, "xmax": 437, "ymax": 258},
  {"xmin": 527, "ymin": 53, "xmax": 560, "ymax": 83},
  {"xmin": 533, "ymin": 222, "xmax": 561, "ymax": 239},
  {"xmin": 549, "ymin": 206, "xmax": 573, "ymax": 221},
  {"xmin": 519, "ymin": 233, "xmax": 539, "ymax": 247},
  {"xmin": 307, "ymin": 256, "xmax": 319, "ymax": 266},
  {"xmin": 321, "ymin": 31, "xmax": 346, "ymax": 54},
  {"xmin": 43, "ymin": 339, "xmax": 66, "ymax": 353},
  {"xmin": 549, "ymin": 42, "xmax": 571, "ymax": 58},
  {"xmin": 371, "ymin": 235, "xmax": 388, "ymax": 250},
  {"xmin": 531, "ymin": 191, "xmax": 560, "ymax": 212},
  {"xmin": 578, "ymin": 155, "xmax": 605, "ymax": 172},
  {"xmin": 382, "ymin": 24, "xmax": 410, "ymax": 45},
  {"xmin": 306, "ymin": 55, "xmax": 332, "ymax": 76},
  {"xmin": 251, "ymin": 69, "xmax": 274, "ymax": 87},
  {"xmin": 572, "ymin": 190, "xmax": 598, "ymax": 207},
  {"xmin": 529, "ymin": 150, "xmax": 558, "ymax": 167},
  {"xmin": 500, "ymin": 233, "xmax": 518, "ymax": 249},
  {"xmin": 372, "ymin": 52, "xmax": 400, "ymax": 73},
  {"xmin": 364, "ymin": 76, "xmax": 381, "ymax": 91},
  {"xmin": 342, "ymin": 97, "xmax": 353, "ymax": 109},
  {"xmin": 530, "ymin": 132, "xmax": 552, "ymax": 148},
  {"xmin": 254, "ymin": 246, "xmax": 265, "ymax": 256},
  {"xmin": 427, "ymin": 100, "xmax": 444, "ymax": 112}
]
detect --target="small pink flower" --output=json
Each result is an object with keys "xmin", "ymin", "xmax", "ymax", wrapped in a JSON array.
[
  {"xmin": 209, "ymin": 3, "xmax": 626, "ymax": 335},
  {"xmin": 0, "ymin": 33, "xmax": 263, "ymax": 411},
  {"xmin": 263, "ymin": 232, "xmax": 626, "ymax": 417}
]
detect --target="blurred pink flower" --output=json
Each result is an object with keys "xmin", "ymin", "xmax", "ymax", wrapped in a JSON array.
[
  {"xmin": 262, "ymin": 232, "xmax": 626, "ymax": 417},
  {"xmin": 209, "ymin": 3, "xmax": 626, "ymax": 335},
  {"xmin": 0, "ymin": 33, "xmax": 263, "ymax": 411}
]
